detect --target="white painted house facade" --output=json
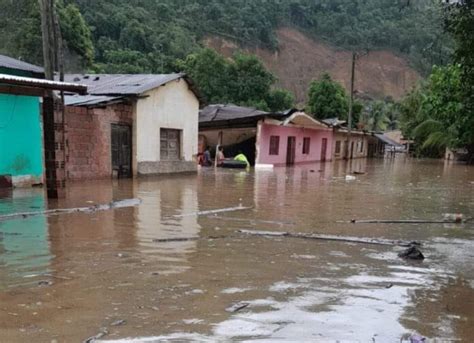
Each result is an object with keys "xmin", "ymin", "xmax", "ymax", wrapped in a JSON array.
[{"xmin": 64, "ymin": 73, "xmax": 200, "ymax": 178}]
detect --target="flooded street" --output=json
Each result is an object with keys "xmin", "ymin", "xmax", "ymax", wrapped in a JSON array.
[{"xmin": 1, "ymin": 158, "xmax": 473, "ymax": 342}]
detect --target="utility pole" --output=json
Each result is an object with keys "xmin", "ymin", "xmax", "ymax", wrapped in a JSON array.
[
  {"xmin": 39, "ymin": 0, "xmax": 67, "ymax": 198},
  {"xmin": 346, "ymin": 52, "xmax": 356, "ymax": 160},
  {"xmin": 345, "ymin": 50, "xmax": 369, "ymax": 160}
]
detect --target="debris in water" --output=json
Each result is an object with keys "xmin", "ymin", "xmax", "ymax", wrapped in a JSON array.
[
  {"xmin": 398, "ymin": 246, "xmax": 425, "ymax": 260},
  {"xmin": 84, "ymin": 327, "xmax": 108, "ymax": 343},
  {"xmin": 238, "ymin": 229, "xmax": 420, "ymax": 247},
  {"xmin": 226, "ymin": 302, "xmax": 250, "ymax": 313},
  {"xmin": 172, "ymin": 205, "xmax": 252, "ymax": 218},
  {"xmin": 353, "ymin": 171, "xmax": 366, "ymax": 175},
  {"xmin": 0, "ymin": 198, "xmax": 142, "ymax": 222},
  {"xmin": 110, "ymin": 319, "xmax": 126, "ymax": 327},
  {"xmin": 345, "ymin": 175, "xmax": 356, "ymax": 181},
  {"xmin": 38, "ymin": 280, "xmax": 53, "ymax": 287},
  {"xmin": 386, "ymin": 283, "xmax": 394, "ymax": 289},
  {"xmin": 409, "ymin": 333, "xmax": 426, "ymax": 343},
  {"xmin": 442, "ymin": 213, "xmax": 464, "ymax": 223}
]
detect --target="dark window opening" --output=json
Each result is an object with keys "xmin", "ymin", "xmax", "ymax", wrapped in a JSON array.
[
  {"xmin": 335, "ymin": 141, "xmax": 342, "ymax": 154},
  {"xmin": 303, "ymin": 137, "xmax": 311, "ymax": 154},
  {"xmin": 269, "ymin": 136, "xmax": 280, "ymax": 155}
]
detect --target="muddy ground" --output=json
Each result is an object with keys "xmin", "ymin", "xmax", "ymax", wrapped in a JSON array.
[{"xmin": 0, "ymin": 158, "xmax": 473, "ymax": 342}]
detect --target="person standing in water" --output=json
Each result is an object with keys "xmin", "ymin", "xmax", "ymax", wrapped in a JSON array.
[{"xmin": 217, "ymin": 146, "xmax": 226, "ymax": 166}]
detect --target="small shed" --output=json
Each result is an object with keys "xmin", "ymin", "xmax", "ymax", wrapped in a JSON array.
[{"xmin": 63, "ymin": 73, "xmax": 201, "ymax": 179}]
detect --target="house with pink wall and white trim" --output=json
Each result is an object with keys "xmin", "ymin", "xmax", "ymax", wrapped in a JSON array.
[{"xmin": 199, "ymin": 105, "xmax": 333, "ymax": 168}]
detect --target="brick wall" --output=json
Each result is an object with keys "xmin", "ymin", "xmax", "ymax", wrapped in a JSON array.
[{"xmin": 65, "ymin": 103, "xmax": 133, "ymax": 180}]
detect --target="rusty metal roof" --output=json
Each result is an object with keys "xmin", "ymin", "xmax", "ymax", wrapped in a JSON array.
[
  {"xmin": 0, "ymin": 74, "xmax": 87, "ymax": 94},
  {"xmin": 64, "ymin": 73, "xmax": 187, "ymax": 96},
  {"xmin": 0, "ymin": 54, "xmax": 44, "ymax": 74}
]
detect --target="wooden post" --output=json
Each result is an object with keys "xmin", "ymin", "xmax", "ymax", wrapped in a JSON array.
[
  {"xmin": 345, "ymin": 52, "xmax": 356, "ymax": 160},
  {"xmin": 39, "ymin": 0, "xmax": 67, "ymax": 198}
]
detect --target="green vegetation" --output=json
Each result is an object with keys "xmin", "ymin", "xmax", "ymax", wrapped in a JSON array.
[
  {"xmin": 399, "ymin": 2, "xmax": 474, "ymax": 162},
  {"xmin": 0, "ymin": 0, "xmax": 452, "ymax": 74},
  {"xmin": 307, "ymin": 73, "xmax": 349, "ymax": 120},
  {"xmin": 178, "ymin": 49, "xmax": 294, "ymax": 111}
]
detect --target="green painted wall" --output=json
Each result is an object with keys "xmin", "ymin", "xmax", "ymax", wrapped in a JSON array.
[{"xmin": 0, "ymin": 94, "xmax": 44, "ymax": 179}]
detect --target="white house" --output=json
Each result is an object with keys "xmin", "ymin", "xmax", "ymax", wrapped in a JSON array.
[{"xmin": 63, "ymin": 74, "xmax": 200, "ymax": 178}]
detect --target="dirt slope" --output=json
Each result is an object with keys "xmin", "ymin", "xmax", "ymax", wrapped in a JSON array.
[{"xmin": 205, "ymin": 28, "xmax": 420, "ymax": 104}]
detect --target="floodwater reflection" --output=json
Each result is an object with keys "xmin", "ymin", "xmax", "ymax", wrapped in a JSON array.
[{"xmin": 0, "ymin": 158, "xmax": 472, "ymax": 342}]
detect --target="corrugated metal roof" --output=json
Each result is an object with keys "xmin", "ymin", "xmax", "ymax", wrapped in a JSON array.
[
  {"xmin": 0, "ymin": 74, "xmax": 87, "ymax": 94},
  {"xmin": 64, "ymin": 95, "xmax": 124, "ymax": 107},
  {"xmin": 374, "ymin": 133, "xmax": 403, "ymax": 147},
  {"xmin": 0, "ymin": 54, "xmax": 44, "ymax": 74},
  {"xmin": 63, "ymin": 73, "xmax": 185, "ymax": 96},
  {"xmin": 199, "ymin": 104, "xmax": 270, "ymax": 123}
]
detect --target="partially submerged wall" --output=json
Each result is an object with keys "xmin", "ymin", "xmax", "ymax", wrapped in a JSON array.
[
  {"xmin": 136, "ymin": 79, "xmax": 199, "ymax": 175},
  {"xmin": 257, "ymin": 123, "xmax": 333, "ymax": 166},
  {"xmin": 0, "ymin": 94, "xmax": 44, "ymax": 187},
  {"xmin": 65, "ymin": 104, "xmax": 133, "ymax": 180}
]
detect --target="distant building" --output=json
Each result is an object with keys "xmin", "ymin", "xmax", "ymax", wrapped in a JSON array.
[
  {"xmin": 0, "ymin": 55, "xmax": 86, "ymax": 188},
  {"xmin": 63, "ymin": 74, "xmax": 201, "ymax": 179},
  {"xmin": 322, "ymin": 118, "xmax": 381, "ymax": 160},
  {"xmin": 199, "ymin": 105, "xmax": 333, "ymax": 167}
]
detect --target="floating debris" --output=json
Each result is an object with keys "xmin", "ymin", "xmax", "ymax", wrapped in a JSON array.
[
  {"xmin": 226, "ymin": 302, "xmax": 250, "ymax": 313},
  {"xmin": 0, "ymin": 198, "xmax": 142, "ymax": 222},
  {"xmin": 398, "ymin": 246, "xmax": 425, "ymax": 260},
  {"xmin": 172, "ymin": 205, "xmax": 252, "ymax": 218}
]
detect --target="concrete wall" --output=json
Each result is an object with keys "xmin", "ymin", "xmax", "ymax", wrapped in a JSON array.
[
  {"xmin": 0, "ymin": 94, "xmax": 44, "ymax": 186},
  {"xmin": 65, "ymin": 103, "xmax": 133, "ymax": 180},
  {"xmin": 257, "ymin": 123, "xmax": 333, "ymax": 166},
  {"xmin": 136, "ymin": 78, "xmax": 199, "ymax": 175},
  {"xmin": 332, "ymin": 131, "xmax": 370, "ymax": 160}
]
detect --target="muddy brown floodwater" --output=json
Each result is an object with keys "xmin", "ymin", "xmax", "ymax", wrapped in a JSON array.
[{"xmin": 0, "ymin": 158, "xmax": 473, "ymax": 342}]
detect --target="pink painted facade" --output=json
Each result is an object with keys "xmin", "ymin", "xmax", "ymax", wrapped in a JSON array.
[{"xmin": 257, "ymin": 123, "xmax": 333, "ymax": 165}]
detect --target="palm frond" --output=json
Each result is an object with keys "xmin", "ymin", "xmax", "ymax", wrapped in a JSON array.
[
  {"xmin": 413, "ymin": 119, "xmax": 444, "ymax": 138},
  {"xmin": 422, "ymin": 131, "xmax": 450, "ymax": 150}
]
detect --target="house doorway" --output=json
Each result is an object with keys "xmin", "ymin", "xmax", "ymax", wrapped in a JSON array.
[
  {"xmin": 350, "ymin": 142, "xmax": 355, "ymax": 159},
  {"xmin": 111, "ymin": 124, "xmax": 132, "ymax": 178},
  {"xmin": 321, "ymin": 138, "xmax": 328, "ymax": 162},
  {"xmin": 286, "ymin": 136, "xmax": 296, "ymax": 166}
]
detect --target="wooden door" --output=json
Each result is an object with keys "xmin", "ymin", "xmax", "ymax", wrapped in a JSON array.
[
  {"xmin": 111, "ymin": 124, "xmax": 132, "ymax": 178},
  {"xmin": 321, "ymin": 138, "xmax": 328, "ymax": 162},
  {"xmin": 286, "ymin": 136, "xmax": 296, "ymax": 166}
]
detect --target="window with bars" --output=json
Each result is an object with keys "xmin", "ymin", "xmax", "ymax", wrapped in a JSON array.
[
  {"xmin": 160, "ymin": 128, "xmax": 181, "ymax": 161},
  {"xmin": 303, "ymin": 137, "xmax": 311, "ymax": 154},
  {"xmin": 269, "ymin": 136, "xmax": 280, "ymax": 155}
]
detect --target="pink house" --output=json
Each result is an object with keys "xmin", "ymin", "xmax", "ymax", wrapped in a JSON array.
[
  {"xmin": 257, "ymin": 112, "xmax": 333, "ymax": 166},
  {"xmin": 199, "ymin": 106, "xmax": 333, "ymax": 167}
]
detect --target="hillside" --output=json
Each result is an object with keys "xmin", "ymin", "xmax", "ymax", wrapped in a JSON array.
[
  {"xmin": 206, "ymin": 28, "xmax": 421, "ymax": 103},
  {"xmin": 0, "ymin": 0, "xmax": 450, "ymax": 102}
]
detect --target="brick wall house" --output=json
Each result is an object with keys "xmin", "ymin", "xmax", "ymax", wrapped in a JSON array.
[{"xmin": 65, "ymin": 103, "xmax": 133, "ymax": 180}]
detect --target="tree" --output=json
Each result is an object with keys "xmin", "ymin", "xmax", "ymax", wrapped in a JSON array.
[
  {"xmin": 400, "ymin": 65, "xmax": 464, "ymax": 157},
  {"xmin": 178, "ymin": 48, "xmax": 294, "ymax": 110},
  {"xmin": 266, "ymin": 89, "xmax": 295, "ymax": 112},
  {"xmin": 228, "ymin": 53, "xmax": 276, "ymax": 105},
  {"xmin": 176, "ymin": 48, "xmax": 230, "ymax": 103},
  {"xmin": 58, "ymin": 3, "xmax": 94, "ymax": 67},
  {"xmin": 307, "ymin": 73, "xmax": 349, "ymax": 120},
  {"xmin": 444, "ymin": 0, "xmax": 474, "ymax": 162}
]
